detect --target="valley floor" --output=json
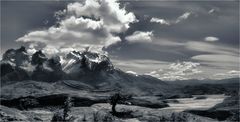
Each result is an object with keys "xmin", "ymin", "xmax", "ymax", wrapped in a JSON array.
[{"xmin": 0, "ymin": 94, "xmax": 233, "ymax": 122}]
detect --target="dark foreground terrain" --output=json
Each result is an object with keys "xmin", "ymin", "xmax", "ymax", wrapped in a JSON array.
[{"xmin": 0, "ymin": 47, "xmax": 239, "ymax": 122}]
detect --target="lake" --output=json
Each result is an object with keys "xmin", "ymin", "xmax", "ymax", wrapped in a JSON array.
[{"xmin": 162, "ymin": 94, "xmax": 228, "ymax": 112}]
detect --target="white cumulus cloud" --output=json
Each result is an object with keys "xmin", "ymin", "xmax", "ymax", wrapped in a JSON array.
[
  {"xmin": 204, "ymin": 36, "xmax": 219, "ymax": 42},
  {"xmin": 125, "ymin": 31, "xmax": 153, "ymax": 43},
  {"xmin": 162, "ymin": 61, "xmax": 202, "ymax": 80},
  {"xmin": 175, "ymin": 12, "xmax": 192, "ymax": 23},
  {"xmin": 150, "ymin": 12, "xmax": 192, "ymax": 26},
  {"xmin": 150, "ymin": 17, "xmax": 170, "ymax": 25},
  {"xmin": 145, "ymin": 61, "xmax": 202, "ymax": 81},
  {"xmin": 16, "ymin": 0, "xmax": 137, "ymax": 55},
  {"xmin": 208, "ymin": 9, "xmax": 215, "ymax": 14}
]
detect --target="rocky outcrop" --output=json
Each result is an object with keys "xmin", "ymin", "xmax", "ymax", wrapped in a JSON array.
[
  {"xmin": 83, "ymin": 51, "xmax": 113, "ymax": 72},
  {"xmin": 31, "ymin": 50, "xmax": 47, "ymax": 65},
  {"xmin": 2, "ymin": 46, "xmax": 30, "ymax": 67},
  {"xmin": 31, "ymin": 55, "xmax": 64, "ymax": 82}
]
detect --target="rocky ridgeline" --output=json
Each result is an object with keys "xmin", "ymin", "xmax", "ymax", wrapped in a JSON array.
[
  {"xmin": 1, "ymin": 46, "xmax": 175, "ymax": 97},
  {"xmin": 1, "ymin": 46, "xmax": 114, "ymax": 82}
]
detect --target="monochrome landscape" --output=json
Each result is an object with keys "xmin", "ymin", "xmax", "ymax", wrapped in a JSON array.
[{"xmin": 1, "ymin": 0, "xmax": 239, "ymax": 122}]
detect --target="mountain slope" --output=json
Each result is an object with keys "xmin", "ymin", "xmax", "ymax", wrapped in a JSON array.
[{"xmin": 0, "ymin": 46, "xmax": 172, "ymax": 96}]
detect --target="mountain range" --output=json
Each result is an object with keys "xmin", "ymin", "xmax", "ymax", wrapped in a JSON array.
[
  {"xmin": 0, "ymin": 46, "xmax": 239, "ymax": 121},
  {"xmin": 1, "ymin": 46, "xmax": 173, "ymax": 96}
]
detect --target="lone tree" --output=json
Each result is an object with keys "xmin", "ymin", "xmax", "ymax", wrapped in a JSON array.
[
  {"xmin": 109, "ymin": 93, "xmax": 131, "ymax": 115},
  {"xmin": 63, "ymin": 96, "xmax": 73, "ymax": 121}
]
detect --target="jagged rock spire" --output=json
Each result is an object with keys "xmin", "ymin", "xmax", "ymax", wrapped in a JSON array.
[{"xmin": 31, "ymin": 50, "xmax": 47, "ymax": 65}]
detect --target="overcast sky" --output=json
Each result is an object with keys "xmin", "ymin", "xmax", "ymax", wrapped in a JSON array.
[{"xmin": 1, "ymin": 0, "xmax": 239, "ymax": 81}]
